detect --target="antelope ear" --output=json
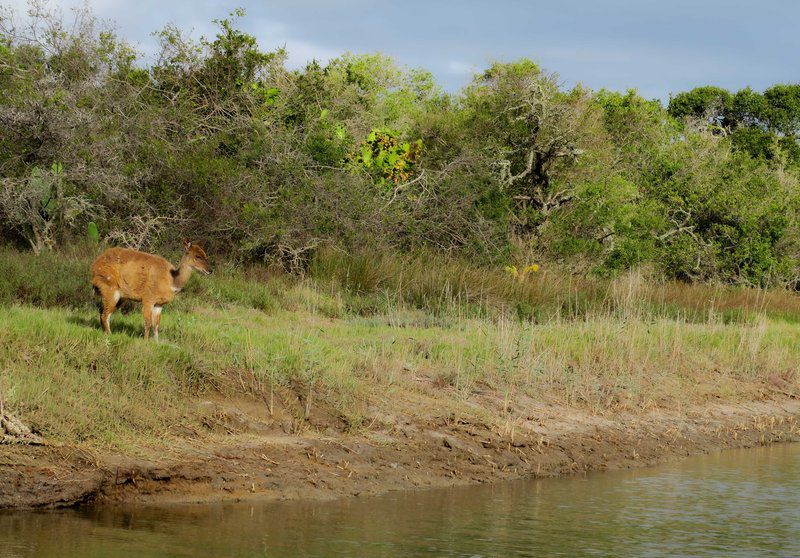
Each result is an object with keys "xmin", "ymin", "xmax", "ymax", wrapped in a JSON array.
[{"xmin": 183, "ymin": 238, "xmax": 191, "ymax": 252}]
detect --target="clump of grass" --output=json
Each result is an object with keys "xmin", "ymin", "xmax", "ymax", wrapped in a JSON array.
[
  {"xmin": 308, "ymin": 247, "xmax": 611, "ymax": 321},
  {"xmin": 0, "ymin": 246, "xmax": 97, "ymax": 309}
]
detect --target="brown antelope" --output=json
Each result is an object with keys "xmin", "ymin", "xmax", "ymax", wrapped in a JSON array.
[{"xmin": 91, "ymin": 239, "xmax": 212, "ymax": 340}]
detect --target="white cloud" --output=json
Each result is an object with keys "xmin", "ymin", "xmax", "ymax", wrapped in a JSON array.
[
  {"xmin": 446, "ymin": 60, "xmax": 473, "ymax": 75},
  {"xmin": 281, "ymin": 38, "xmax": 339, "ymax": 68},
  {"xmin": 249, "ymin": 17, "xmax": 340, "ymax": 68}
]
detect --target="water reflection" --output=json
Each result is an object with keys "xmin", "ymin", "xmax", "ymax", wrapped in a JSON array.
[{"xmin": 1, "ymin": 444, "xmax": 798, "ymax": 557}]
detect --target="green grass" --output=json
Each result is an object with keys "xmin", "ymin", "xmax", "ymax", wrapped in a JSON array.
[{"xmin": 1, "ymin": 246, "xmax": 799, "ymax": 451}]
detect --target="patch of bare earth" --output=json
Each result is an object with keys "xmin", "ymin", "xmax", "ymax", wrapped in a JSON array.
[{"xmin": 2, "ymin": 393, "xmax": 799, "ymax": 509}]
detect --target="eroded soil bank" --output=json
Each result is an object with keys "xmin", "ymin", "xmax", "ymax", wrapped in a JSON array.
[{"xmin": 2, "ymin": 396, "xmax": 799, "ymax": 510}]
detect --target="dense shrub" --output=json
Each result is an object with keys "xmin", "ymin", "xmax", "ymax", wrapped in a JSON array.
[{"xmin": 1, "ymin": 4, "xmax": 800, "ymax": 286}]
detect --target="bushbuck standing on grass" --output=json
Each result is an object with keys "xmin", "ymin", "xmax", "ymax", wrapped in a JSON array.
[{"xmin": 91, "ymin": 239, "xmax": 212, "ymax": 340}]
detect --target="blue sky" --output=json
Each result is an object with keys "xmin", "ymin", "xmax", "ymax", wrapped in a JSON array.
[{"xmin": 3, "ymin": 0, "xmax": 798, "ymax": 101}]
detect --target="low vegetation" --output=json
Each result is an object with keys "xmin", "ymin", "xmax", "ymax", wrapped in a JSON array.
[{"xmin": 1, "ymin": 247, "xmax": 798, "ymax": 452}]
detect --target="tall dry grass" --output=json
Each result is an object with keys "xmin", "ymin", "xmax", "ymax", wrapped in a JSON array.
[{"xmin": 308, "ymin": 248, "xmax": 800, "ymax": 324}]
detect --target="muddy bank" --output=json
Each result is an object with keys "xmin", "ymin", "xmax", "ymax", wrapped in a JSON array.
[{"xmin": 2, "ymin": 397, "xmax": 799, "ymax": 510}]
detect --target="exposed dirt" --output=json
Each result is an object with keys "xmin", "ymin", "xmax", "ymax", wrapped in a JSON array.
[{"xmin": 2, "ymin": 394, "xmax": 799, "ymax": 510}]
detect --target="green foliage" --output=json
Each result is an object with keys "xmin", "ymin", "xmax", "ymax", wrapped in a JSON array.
[
  {"xmin": 730, "ymin": 87, "xmax": 768, "ymax": 124},
  {"xmin": 548, "ymin": 176, "xmax": 660, "ymax": 272},
  {"xmin": 1, "ymin": 5, "xmax": 800, "ymax": 288},
  {"xmin": 763, "ymin": 84, "xmax": 800, "ymax": 135},
  {"xmin": 670, "ymin": 85, "xmax": 800, "ymax": 167},
  {"xmin": 305, "ymin": 108, "xmax": 350, "ymax": 166},
  {"xmin": 355, "ymin": 128, "xmax": 422, "ymax": 185},
  {"xmin": 637, "ymin": 136, "xmax": 800, "ymax": 285},
  {"xmin": 87, "ymin": 221, "xmax": 100, "ymax": 243},
  {"xmin": 668, "ymin": 86, "xmax": 732, "ymax": 126},
  {"xmin": 729, "ymin": 127, "xmax": 776, "ymax": 161},
  {"xmin": 461, "ymin": 60, "xmax": 612, "ymax": 236},
  {"xmin": 200, "ymin": 10, "xmax": 276, "ymax": 93}
]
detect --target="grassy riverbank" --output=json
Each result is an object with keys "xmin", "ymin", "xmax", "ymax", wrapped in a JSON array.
[{"xmin": 1, "ymin": 246, "xmax": 800, "ymax": 507}]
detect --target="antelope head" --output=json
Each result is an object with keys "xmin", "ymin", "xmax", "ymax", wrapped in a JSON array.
[{"xmin": 183, "ymin": 238, "xmax": 213, "ymax": 275}]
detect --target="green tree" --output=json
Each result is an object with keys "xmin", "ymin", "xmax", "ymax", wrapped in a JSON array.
[
  {"xmin": 668, "ymin": 86, "xmax": 733, "ymax": 131},
  {"xmin": 462, "ymin": 60, "xmax": 612, "ymax": 235}
]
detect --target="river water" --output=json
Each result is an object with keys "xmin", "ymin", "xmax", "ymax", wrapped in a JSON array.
[{"xmin": 1, "ymin": 443, "xmax": 798, "ymax": 557}]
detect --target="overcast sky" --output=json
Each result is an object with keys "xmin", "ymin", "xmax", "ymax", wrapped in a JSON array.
[{"xmin": 3, "ymin": 0, "xmax": 798, "ymax": 101}]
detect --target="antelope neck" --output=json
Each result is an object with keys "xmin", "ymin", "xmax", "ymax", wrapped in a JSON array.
[{"xmin": 171, "ymin": 258, "xmax": 194, "ymax": 291}]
